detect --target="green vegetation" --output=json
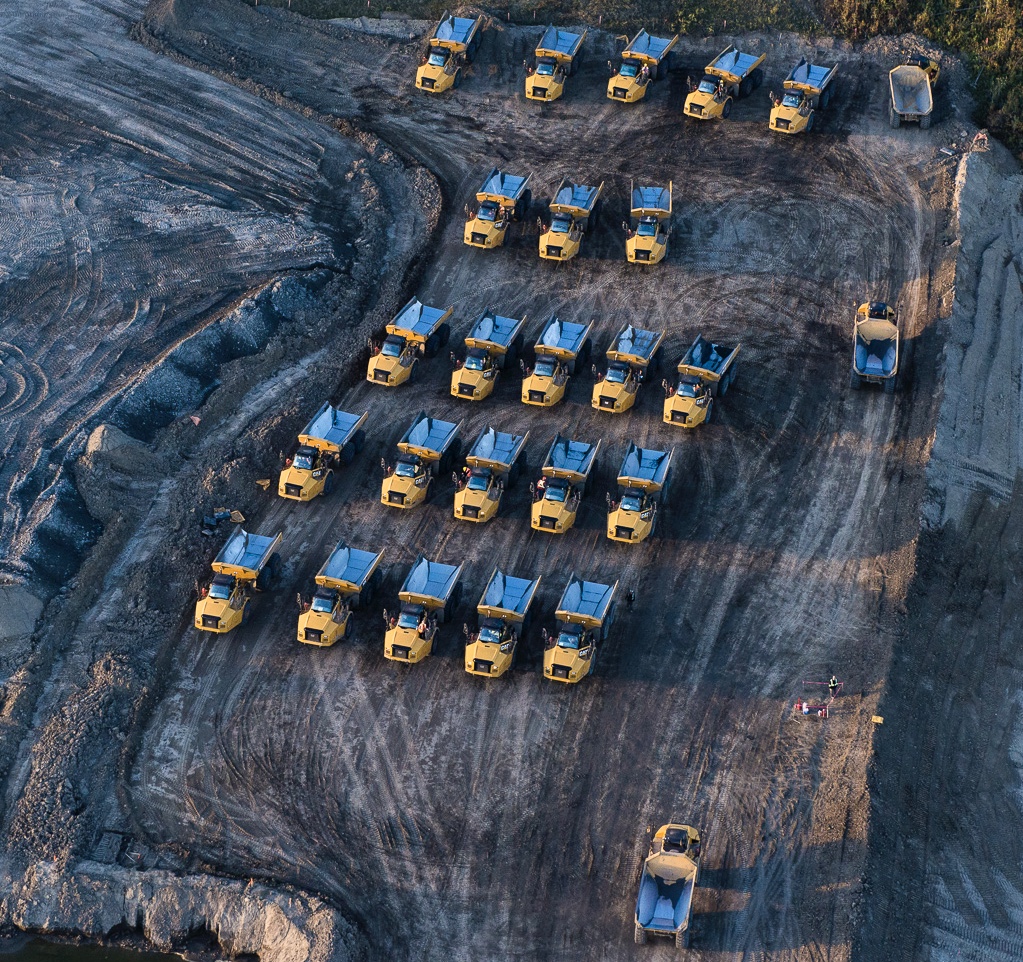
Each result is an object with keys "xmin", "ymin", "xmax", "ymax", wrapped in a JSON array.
[{"xmin": 246, "ymin": 0, "xmax": 1022, "ymax": 154}]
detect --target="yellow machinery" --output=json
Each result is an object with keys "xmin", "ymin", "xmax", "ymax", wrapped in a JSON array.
[
  {"xmin": 530, "ymin": 434, "xmax": 600, "ymax": 535},
  {"xmin": 521, "ymin": 315, "xmax": 592, "ymax": 407},
  {"xmin": 381, "ymin": 412, "xmax": 463, "ymax": 509},
  {"xmin": 366, "ymin": 297, "xmax": 453, "ymax": 388},
  {"xmin": 539, "ymin": 179, "xmax": 603, "ymax": 262},
  {"xmin": 450, "ymin": 310, "xmax": 527, "ymax": 401},
  {"xmin": 415, "ymin": 12, "xmax": 483, "ymax": 93},
  {"xmin": 769, "ymin": 59, "xmax": 837, "ymax": 134},
  {"xmin": 453, "ymin": 426, "xmax": 528, "ymax": 523},
  {"xmin": 278, "ymin": 403, "xmax": 367, "ymax": 501},
  {"xmin": 663, "ymin": 334, "xmax": 740, "ymax": 428},
  {"xmin": 464, "ymin": 568, "xmax": 541, "ymax": 679},
  {"xmin": 194, "ymin": 527, "xmax": 282, "ymax": 634},
  {"xmin": 525, "ymin": 26, "xmax": 586, "ymax": 102},
  {"xmin": 684, "ymin": 45, "xmax": 766, "ymax": 120},
  {"xmin": 625, "ymin": 182, "xmax": 672, "ymax": 265},
  {"xmin": 592, "ymin": 324, "xmax": 665, "ymax": 414},
  {"xmin": 607, "ymin": 30, "xmax": 678, "ymax": 103},
  {"xmin": 607, "ymin": 443, "xmax": 673, "ymax": 544},
  {"xmin": 850, "ymin": 301, "xmax": 901, "ymax": 392},
  {"xmin": 634, "ymin": 824, "xmax": 702, "ymax": 947},
  {"xmin": 297, "ymin": 542, "xmax": 384, "ymax": 647},
  {"xmin": 384, "ymin": 555, "xmax": 463, "ymax": 664},
  {"xmin": 463, "ymin": 169, "xmax": 532, "ymax": 249},
  {"xmin": 543, "ymin": 574, "xmax": 617, "ymax": 683},
  {"xmin": 889, "ymin": 56, "xmax": 939, "ymax": 129}
]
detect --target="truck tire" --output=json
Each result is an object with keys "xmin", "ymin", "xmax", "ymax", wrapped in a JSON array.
[
  {"xmin": 849, "ymin": 370, "xmax": 862, "ymax": 390},
  {"xmin": 752, "ymin": 67, "xmax": 764, "ymax": 89},
  {"xmin": 677, "ymin": 926, "xmax": 691, "ymax": 948},
  {"xmin": 508, "ymin": 461, "xmax": 520, "ymax": 487},
  {"xmin": 424, "ymin": 332, "xmax": 440, "ymax": 357},
  {"xmin": 241, "ymin": 603, "xmax": 251, "ymax": 626},
  {"xmin": 920, "ymin": 112, "xmax": 932, "ymax": 129},
  {"xmin": 661, "ymin": 468, "xmax": 672, "ymax": 507},
  {"xmin": 439, "ymin": 322, "xmax": 451, "ymax": 347},
  {"xmin": 821, "ymin": 86, "xmax": 832, "ymax": 109},
  {"xmin": 453, "ymin": 68, "xmax": 462, "ymax": 88},
  {"xmin": 257, "ymin": 554, "xmax": 282, "ymax": 592},
  {"xmin": 889, "ymin": 105, "xmax": 901, "ymax": 129},
  {"xmin": 341, "ymin": 442, "xmax": 356, "ymax": 466},
  {"xmin": 634, "ymin": 925, "xmax": 647, "ymax": 945},
  {"xmin": 739, "ymin": 76, "xmax": 752, "ymax": 97},
  {"xmin": 322, "ymin": 471, "xmax": 335, "ymax": 496},
  {"xmin": 722, "ymin": 98, "xmax": 733, "ymax": 118},
  {"xmin": 352, "ymin": 429, "xmax": 367, "ymax": 453},
  {"xmin": 569, "ymin": 54, "xmax": 579, "ymax": 76},
  {"xmin": 409, "ymin": 359, "xmax": 419, "ymax": 383},
  {"xmin": 704, "ymin": 399, "xmax": 713, "ymax": 423},
  {"xmin": 806, "ymin": 111, "xmax": 815, "ymax": 132},
  {"xmin": 884, "ymin": 375, "xmax": 896, "ymax": 394}
]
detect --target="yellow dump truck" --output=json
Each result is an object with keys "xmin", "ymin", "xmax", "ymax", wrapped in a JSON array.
[
  {"xmin": 384, "ymin": 555, "xmax": 463, "ymax": 664},
  {"xmin": 850, "ymin": 301, "xmax": 900, "ymax": 392},
  {"xmin": 539, "ymin": 179, "xmax": 603, "ymax": 262},
  {"xmin": 381, "ymin": 412, "xmax": 463, "ymax": 509},
  {"xmin": 297, "ymin": 542, "xmax": 384, "ymax": 647},
  {"xmin": 607, "ymin": 443, "xmax": 673, "ymax": 544},
  {"xmin": 278, "ymin": 404, "xmax": 367, "ymax": 502},
  {"xmin": 366, "ymin": 297, "xmax": 453, "ymax": 388},
  {"xmin": 525, "ymin": 26, "xmax": 586, "ymax": 102},
  {"xmin": 889, "ymin": 56, "xmax": 939, "ymax": 129},
  {"xmin": 626, "ymin": 182, "xmax": 672, "ymax": 265},
  {"xmin": 194, "ymin": 526, "xmax": 283, "ymax": 634},
  {"xmin": 521, "ymin": 315, "xmax": 592, "ymax": 407},
  {"xmin": 531, "ymin": 434, "xmax": 600, "ymax": 534},
  {"xmin": 450, "ymin": 310, "xmax": 527, "ymax": 401},
  {"xmin": 769, "ymin": 58, "xmax": 837, "ymax": 134},
  {"xmin": 634, "ymin": 823, "xmax": 702, "ymax": 947},
  {"xmin": 592, "ymin": 324, "xmax": 665, "ymax": 414},
  {"xmin": 607, "ymin": 30, "xmax": 678, "ymax": 103},
  {"xmin": 684, "ymin": 45, "xmax": 766, "ymax": 120},
  {"xmin": 453, "ymin": 426, "xmax": 529, "ymax": 523},
  {"xmin": 464, "ymin": 568, "xmax": 541, "ymax": 678},
  {"xmin": 415, "ymin": 12, "xmax": 483, "ymax": 94},
  {"xmin": 663, "ymin": 335, "xmax": 740, "ymax": 428},
  {"xmin": 463, "ymin": 169, "xmax": 532, "ymax": 249},
  {"xmin": 543, "ymin": 574, "xmax": 617, "ymax": 683}
]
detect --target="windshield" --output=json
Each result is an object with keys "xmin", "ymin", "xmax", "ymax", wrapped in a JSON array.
[
  {"xmin": 477, "ymin": 202, "xmax": 498, "ymax": 222},
  {"xmin": 605, "ymin": 364, "xmax": 629, "ymax": 384},
  {"xmin": 381, "ymin": 336, "xmax": 404, "ymax": 358},
  {"xmin": 533, "ymin": 357, "xmax": 557, "ymax": 377},
  {"xmin": 620, "ymin": 494, "xmax": 643, "ymax": 512},
  {"xmin": 394, "ymin": 459, "xmax": 419, "ymax": 478},
  {"xmin": 427, "ymin": 49, "xmax": 448, "ymax": 67},
  {"xmin": 208, "ymin": 583, "xmax": 231, "ymax": 601},
  {"xmin": 782, "ymin": 92, "xmax": 802, "ymax": 108},
  {"xmin": 467, "ymin": 471, "xmax": 490, "ymax": 491},
  {"xmin": 557, "ymin": 629, "xmax": 584, "ymax": 650},
  {"xmin": 293, "ymin": 452, "xmax": 314, "ymax": 470},
  {"xmin": 551, "ymin": 213, "xmax": 572, "ymax": 234},
  {"xmin": 397, "ymin": 611, "xmax": 420, "ymax": 629},
  {"xmin": 544, "ymin": 484, "xmax": 568, "ymax": 503},
  {"xmin": 478, "ymin": 626, "xmax": 502, "ymax": 644},
  {"xmin": 310, "ymin": 593, "xmax": 334, "ymax": 613},
  {"xmin": 620, "ymin": 63, "xmax": 639, "ymax": 78},
  {"xmin": 698, "ymin": 78, "xmax": 717, "ymax": 94},
  {"xmin": 464, "ymin": 354, "xmax": 486, "ymax": 371},
  {"xmin": 637, "ymin": 219, "xmax": 658, "ymax": 237},
  {"xmin": 536, "ymin": 61, "xmax": 555, "ymax": 76},
  {"xmin": 676, "ymin": 379, "xmax": 705, "ymax": 398}
]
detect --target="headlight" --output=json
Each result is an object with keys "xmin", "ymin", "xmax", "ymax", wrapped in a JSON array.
[{"xmin": 546, "ymin": 666, "xmax": 552, "ymax": 674}]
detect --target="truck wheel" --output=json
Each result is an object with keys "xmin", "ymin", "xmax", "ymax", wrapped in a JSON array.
[
  {"xmin": 508, "ymin": 462, "xmax": 520, "ymax": 487},
  {"xmin": 920, "ymin": 112, "xmax": 932, "ymax": 129},
  {"xmin": 722, "ymin": 98, "xmax": 733, "ymax": 118},
  {"xmin": 569, "ymin": 55, "xmax": 578, "ymax": 76},
  {"xmin": 849, "ymin": 370, "xmax": 862, "ymax": 390},
  {"xmin": 677, "ymin": 926, "xmax": 690, "ymax": 948},
  {"xmin": 821, "ymin": 86, "xmax": 832, "ymax": 109},
  {"xmin": 362, "ymin": 577, "xmax": 375, "ymax": 606},
  {"xmin": 889, "ymin": 106, "xmax": 901, "ymax": 129},
  {"xmin": 739, "ymin": 76, "xmax": 752, "ymax": 97},
  {"xmin": 425, "ymin": 332, "xmax": 440, "ymax": 357},
  {"xmin": 409, "ymin": 360, "xmax": 419, "ymax": 383},
  {"xmin": 241, "ymin": 604, "xmax": 251, "ymax": 626},
  {"xmin": 661, "ymin": 468, "xmax": 672, "ymax": 507},
  {"xmin": 352, "ymin": 429, "xmax": 367, "ymax": 453},
  {"xmin": 806, "ymin": 111, "xmax": 815, "ymax": 132},
  {"xmin": 704, "ymin": 399, "xmax": 713, "ymax": 423},
  {"xmin": 634, "ymin": 925, "xmax": 647, "ymax": 945},
  {"xmin": 449, "ymin": 437, "xmax": 462, "ymax": 462},
  {"xmin": 322, "ymin": 471, "xmax": 335, "ymax": 496},
  {"xmin": 453, "ymin": 68, "xmax": 462, "ymax": 89},
  {"xmin": 439, "ymin": 322, "xmax": 451, "ymax": 347},
  {"xmin": 884, "ymin": 375, "xmax": 896, "ymax": 394},
  {"xmin": 341, "ymin": 443, "xmax": 356, "ymax": 466},
  {"xmin": 752, "ymin": 67, "xmax": 764, "ymax": 89}
]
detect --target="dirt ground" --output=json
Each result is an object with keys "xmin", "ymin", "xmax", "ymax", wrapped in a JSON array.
[{"xmin": 1, "ymin": 2, "xmax": 1020, "ymax": 961}]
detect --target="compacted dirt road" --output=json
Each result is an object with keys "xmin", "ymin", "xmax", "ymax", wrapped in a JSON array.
[{"xmin": 4, "ymin": 2, "xmax": 1020, "ymax": 961}]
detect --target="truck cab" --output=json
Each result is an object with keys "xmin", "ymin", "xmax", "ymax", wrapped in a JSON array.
[
  {"xmin": 592, "ymin": 324, "xmax": 665, "ymax": 413},
  {"xmin": 415, "ymin": 12, "xmax": 482, "ymax": 93},
  {"xmin": 663, "ymin": 335, "xmax": 740, "ymax": 428},
  {"xmin": 769, "ymin": 59, "xmax": 837, "ymax": 134},
  {"xmin": 464, "ymin": 169, "xmax": 531, "ymax": 249},
  {"xmin": 607, "ymin": 30, "xmax": 677, "ymax": 103},
  {"xmin": 367, "ymin": 298, "xmax": 453, "ymax": 388},
  {"xmin": 607, "ymin": 443, "xmax": 673, "ymax": 544},
  {"xmin": 465, "ymin": 568, "xmax": 540, "ymax": 678},
  {"xmin": 381, "ymin": 412, "xmax": 462, "ymax": 509},
  {"xmin": 195, "ymin": 528, "xmax": 282, "ymax": 634},
  {"xmin": 525, "ymin": 26, "xmax": 585, "ymax": 102},
  {"xmin": 522, "ymin": 316, "xmax": 592, "ymax": 407},
  {"xmin": 684, "ymin": 45, "xmax": 766, "ymax": 120},
  {"xmin": 454, "ymin": 427, "xmax": 528, "ymax": 523},
  {"xmin": 278, "ymin": 404, "xmax": 367, "ymax": 501},
  {"xmin": 626, "ymin": 183, "xmax": 672, "ymax": 265},
  {"xmin": 543, "ymin": 575, "xmax": 617, "ymax": 683},
  {"xmin": 539, "ymin": 180, "xmax": 603, "ymax": 261},
  {"xmin": 531, "ymin": 435, "xmax": 599, "ymax": 535},
  {"xmin": 298, "ymin": 543, "xmax": 384, "ymax": 647},
  {"xmin": 451, "ymin": 310, "xmax": 526, "ymax": 400},
  {"xmin": 851, "ymin": 301, "xmax": 900, "ymax": 392},
  {"xmin": 384, "ymin": 556, "xmax": 463, "ymax": 663}
]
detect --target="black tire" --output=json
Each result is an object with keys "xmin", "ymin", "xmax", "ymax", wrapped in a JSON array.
[
  {"xmin": 739, "ymin": 76, "xmax": 751, "ymax": 98},
  {"xmin": 453, "ymin": 68, "xmax": 462, "ymax": 89},
  {"xmin": 322, "ymin": 471, "xmax": 335, "ymax": 496},
  {"xmin": 920, "ymin": 112, "xmax": 932, "ymax": 129},
  {"xmin": 362, "ymin": 577, "xmax": 375, "ymax": 606},
  {"xmin": 661, "ymin": 468, "xmax": 672, "ymax": 508},
  {"xmin": 884, "ymin": 375, "xmax": 896, "ymax": 394},
  {"xmin": 821, "ymin": 86, "xmax": 832, "ymax": 109},
  {"xmin": 409, "ymin": 360, "xmax": 419, "ymax": 383},
  {"xmin": 519, "ymin": 189, "xmax": 532, "ymax": 220},
  {"xmin": 508, "ymin": 462, "xmax": 520, "ymax": 487},
  {"xmin": 806, "ymin": 111, "xmax": 815, "ymax": 132},
  {"xmin": 889, "ymin": 105, "xmax": 901, "ymax": 129},
  {"xmin": 722, "ymin": 98, "xmax": 733, "ymax": 118},
  {"xmin": 340, "ymin": 443, "xmax": 356, "ymax": 466},
  {"xmin": 424, "ymin": 332, "xmax": 440, "ymax": 358},
  {"xmin": 849, "ymin": 370, "xmax": 861, "ymax": 390},
  {"xmin": 438, "ymin": 322, "xmax": 451, "ymax": 347},
  {"xmin": 569, "ymin": 55, "xmax": 578, "ymax": 76},
  {"xmin": 241, "ymin": 603, "xmax": 251, "ymax": 626},
  {"xmin": 704, "ymin": 399, "xmax": 713, "ymax": 423},
  {"xmin": 677, "ymin": 926, "xmax": 690, "ymax": 948},
  {"xmin": 449, "ymin": 438, "xmax": 462, "ymax": 464},
  {"xmin": 352, "ymin": 429, "xmax": 367, "ymax": 453},
  {"xmin": 634, "ymin": 925, "xmax": 647, "ymax": 945},
  {"xmin": 719, "ymin": 372, "xmax": 729, "ymax": 396},
  {"xmin": 752, "ymin": 66, "xmax": 764, "ymax": 89},
  {"xmin": 580, "ymin": 340, "xmax": 591, "ymax": 366}
]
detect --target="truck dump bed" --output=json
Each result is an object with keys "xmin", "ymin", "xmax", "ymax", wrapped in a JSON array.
[
  {"xmin": 317, "ymin": 543, "xmax": 384, "ymax": 592},
  {"xmin": 680, "ymin": 336, "xmax": 738, "ymax": 377},
  {"xmin": 619, "ymin": 442, "xmax": 672, "ymax": 488},
  {"xmin": 389, "ymin": 298, "xmax": 449, "ymax": 339},
  {"xmin": 468, "ymin": 427, "xmax": 527, "ymax": 470},
  {"xmin": 608, "ymin": 324, "xmax": 663, "ymax": 363},
  {"xmin": 636, "ymin": 869, "xmax": 695, "ymax": 934},
  {"xmin": 466, "ymin": 311, "xmax": 524, "ymax": 350},
  {"xmin": 556, "ymin": 574, "xmax": 617, "ymax": 626},
  {"xmin": 400, "ymin": 555, "xmax": 462, "ymax": 606},
  {"xmin": 478, "ymin": 568, "xmax": 541, "ymax": 621},
  {"xmin": 536, "ymin": 25, "xmax": 584, "ymax": 60},
  {"xmin": 550, "ymin": 180, "xmax": 601, "ymax": 215},
  {"xmin": 631, "ymin": 185, "xmax": 671, "ymax": 217},
  {"xmin": 433, "ymin": 12, "xmax": 478, "ymax": 48},
  {"xmin": 889, "ymin": 64, "xmax": 933, "ymax": 116},
  {"xmin": 543, "ymin": 435, "xmax": 599, "ymax": 478},
  {"xmin": 708, "ymin": 45, "xmax": 762, "ymax": 82},
  {"xmin": 214, "ymin": 527, "xmax": 281, "ymax": 578},
  {"xmin": 299, "ymin": 403, "xmax": 366, "ymax": 449},
  {"xmin": 400, "ymin": 412, "xmax": 461, "ymax": 457},
  {"xmin": 536, "ymin": 316, "xmax": 590, "ymax": 357},
  {"xmin": 477, "ymin": 169, "xmax": 530, "ymax": 205},
  {"xmin": 624, "ymin": 30, "xmax": 676, "ymax": 64},
  {"xmin": 785, "ymin": 58, "xmax": 836, "ymax": 94}
]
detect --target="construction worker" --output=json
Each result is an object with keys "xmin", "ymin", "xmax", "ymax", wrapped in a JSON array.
[{"xmin": 829, "ymin": 675, "xmax": 839, "ymax": 698}]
